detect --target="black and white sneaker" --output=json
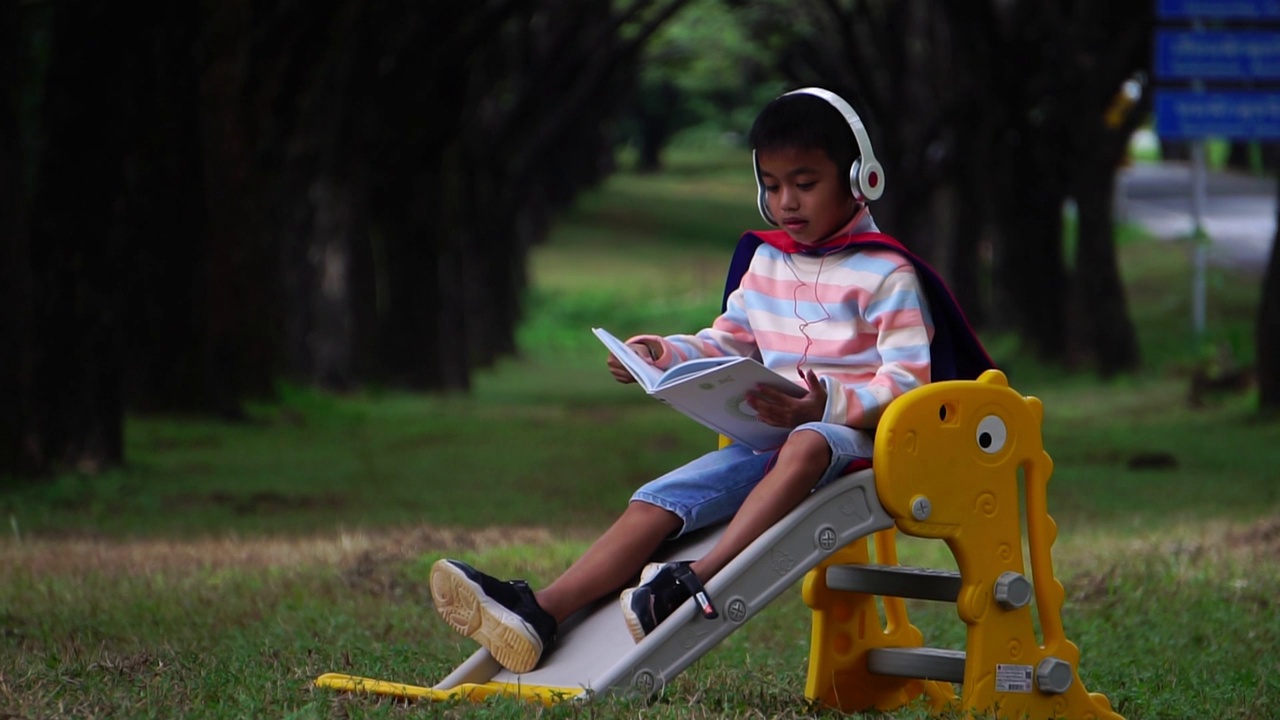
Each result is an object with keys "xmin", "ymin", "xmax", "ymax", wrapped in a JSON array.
[
  {"xmin": 619, "ymin": 561, "xmax": 718, "ymax": 643},
  {"xmin": 429, "ymin": 559, "xmax": 558, "ymax": 673}
]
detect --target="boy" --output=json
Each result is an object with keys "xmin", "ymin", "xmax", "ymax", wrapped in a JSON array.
[{"xmin": 430, "ymin": 88, "xmax": 984, "ymax": 675}]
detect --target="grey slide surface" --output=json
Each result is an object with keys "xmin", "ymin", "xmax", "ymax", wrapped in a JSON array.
[{"xmin": 432, "ymin": 468, "xmax": 893, "ymax": 700}]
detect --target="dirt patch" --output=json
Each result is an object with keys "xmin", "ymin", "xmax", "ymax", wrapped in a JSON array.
[
  {"xmin": 345, "ymin": 525, "xmax": 553, "ymax": 562},
  {"xmin": 1223, "ymin": 515, "xmax": 1280, "ymax": 557},
  {"xmin": 338, "ymin": 526, "xmax": 555, "ymax": 599},
  {"xmin": 1146, "ymin": 514, "xmax": 1280, "ymax": 562},
  {"xmin": 1063, "ymin": 514, "xmax": 1280, "ymax": 603}
]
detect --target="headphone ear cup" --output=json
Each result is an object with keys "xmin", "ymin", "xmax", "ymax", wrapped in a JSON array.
[{"xmin": 858, "ymin": 159, "xmax": 884, "ymax": 202}]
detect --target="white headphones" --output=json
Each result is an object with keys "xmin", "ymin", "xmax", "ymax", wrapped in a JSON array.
[{"xmin": 754, "ymin": 87, "xmax": 885, "ymax": 226}]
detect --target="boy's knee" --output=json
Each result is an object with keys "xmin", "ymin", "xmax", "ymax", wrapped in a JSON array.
[
  {"xmin": 777, "ymin": 429, "xmax": 832, "ymax": 473},
  {"xmin": 625, "ymin": 499, "xmax": 684, "ymax": 530}
]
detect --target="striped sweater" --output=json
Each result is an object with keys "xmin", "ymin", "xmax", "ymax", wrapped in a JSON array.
[{"xmin": 634, "ymin": 213, "xmax": 933, "ymax": 430}]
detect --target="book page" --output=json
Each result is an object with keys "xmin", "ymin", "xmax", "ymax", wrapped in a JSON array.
[
  {"xmin": 592, "ymin": 327, "xmax": 662, "ymax": 391},
  {"xmin": 654, "ymin": 355, "xmax": 739, "ymax": 388}
]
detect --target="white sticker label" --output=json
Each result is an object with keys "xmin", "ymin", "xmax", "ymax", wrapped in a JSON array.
[{"xmin": 996, "ymin": 663, "xmax": 1034, "ymax": 693}]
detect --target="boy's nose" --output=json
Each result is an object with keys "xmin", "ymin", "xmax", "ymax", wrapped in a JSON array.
[{"xmin": 780, "ymin": 188, "xmax": 799, "ymax": 210}]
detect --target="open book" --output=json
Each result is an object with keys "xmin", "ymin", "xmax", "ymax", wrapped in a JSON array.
[{"xmin": 593, "ymin": 327, "xmax": 806, "ymax": 451}]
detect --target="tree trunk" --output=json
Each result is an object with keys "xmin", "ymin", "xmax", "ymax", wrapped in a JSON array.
[
  {"xmin": 990, "ymin": 125, "xmax": 1069, "ymax": 359},
  {"xmin": 1257, "ymin": 166, "xmax": 1280, "ymax": 411},
  {"xmin": 634, "ymin": 81, "xmax": 679, "ymax": 173},
  {"xmin": 22, "ymin": 0, "xmax": 143, "ymax": 473},
  {"xmin": 304, "ymin": 176, "xmax": 358, "ymax": 389},
  {"xmin": 118, "ymin": 5, "xmax": 210, "ymax": 413},
  {"xmin": 949, "ymin": 182, "xmax": 989, "ymax": 329},
  {"xmin": 1071, "ymin": 155, "xmax": 1140, "ymax": 375},
  {"xmin": 196, "ymin": 1, "xmax": 280, "ymax": 410},
  {"xmin": 0, "ymin": 0, "xmax": 35, "ymax": 479}
]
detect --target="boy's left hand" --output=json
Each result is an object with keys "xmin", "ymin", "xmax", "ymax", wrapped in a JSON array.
[{"xmin": 747, "ymin": 369, "xmax": 826, "ymax": 428}]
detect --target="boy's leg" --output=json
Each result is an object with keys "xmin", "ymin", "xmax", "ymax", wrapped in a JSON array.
[
  {"xmin": 621, "ymin": 428, "xmax": 839, "ymax": 640},
  {"xmin": 689, "ymin": 429, "xmax": 830, "ymax": 581},
  {"xmin": 554, "ymin": 441, "xmax": 774, "ymax": 622},
  {"xmin": 534, "ymin": 501, "xmax": 681, "ymax": 622},
  {"xmin": 432, "ymin": 443, "xmax": 770, "ymax": 668}
]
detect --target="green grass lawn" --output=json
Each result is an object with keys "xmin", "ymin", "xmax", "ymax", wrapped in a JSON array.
[{"xmin": 2, "ymin": 146, "xmax": 1278, "ymax": 719}]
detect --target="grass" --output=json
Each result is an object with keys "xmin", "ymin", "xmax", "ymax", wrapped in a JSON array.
[{"xmin": 2, "ymin": 144, "xmax": 1278, "ymax": 719}]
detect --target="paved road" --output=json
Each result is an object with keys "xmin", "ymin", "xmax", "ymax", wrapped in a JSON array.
[{"xmin": 1115, "ymin": 162, "xmax": 1276, "ymax": 271}]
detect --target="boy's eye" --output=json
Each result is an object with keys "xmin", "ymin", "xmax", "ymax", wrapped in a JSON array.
[
  {"xmin": 796, "ymin": 182, "xmax": 816, "ymax": 190},
  {"xmin": 764, "ymin": 185, "xmax": 779, "ymax": 193}
]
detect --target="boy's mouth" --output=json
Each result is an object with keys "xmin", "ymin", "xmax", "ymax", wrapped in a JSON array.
[{"xmin": 782, "ymin": 217, "xmax": 807, "ymax": 231}]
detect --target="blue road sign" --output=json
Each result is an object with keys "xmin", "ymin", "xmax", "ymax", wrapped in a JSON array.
[
  {"xmin": 1155, "ymin": 89, "xmax": 1280, "ymax": 138},
  {"xmin": 1158, "ymin": 0, "xmax": 1280, "ymax": 20},
  {"xmin": 1156, "ymin": 30, "xmax": 1280, "ymax": 80}
]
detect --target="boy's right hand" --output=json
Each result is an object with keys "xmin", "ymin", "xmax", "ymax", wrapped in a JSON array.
[{"xmin": 607, "ymin": 342, "xmax": 657, "ymax": 384}]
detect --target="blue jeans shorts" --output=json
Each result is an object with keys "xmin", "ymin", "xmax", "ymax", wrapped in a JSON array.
[{"xmin": 630, "ymin": 421, "xmax": 874, "ymax": 538}]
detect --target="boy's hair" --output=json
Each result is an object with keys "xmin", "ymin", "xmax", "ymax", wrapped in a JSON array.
[{"xmin": 748, "ymin": 92, "xmax": 859, "ymax": 188}]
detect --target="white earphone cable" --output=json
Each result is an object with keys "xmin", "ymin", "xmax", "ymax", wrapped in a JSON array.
[{"xmin": 784, "ymin": 253, "xmax": 832, "ymax": 381}]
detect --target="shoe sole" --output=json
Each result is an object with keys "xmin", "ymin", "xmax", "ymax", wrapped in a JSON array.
[
  {"xmin": 618, "ymin": 587, "xmax": 649, "ymax": 644},
  {"xmin": 429, "ymin": 560, "xmax": 543, "ymax": 673}
]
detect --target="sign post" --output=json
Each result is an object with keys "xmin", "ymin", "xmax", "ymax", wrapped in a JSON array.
[{"xmin": 1153, "ymin": 0, "xmax": 1280, "ymax": 339}]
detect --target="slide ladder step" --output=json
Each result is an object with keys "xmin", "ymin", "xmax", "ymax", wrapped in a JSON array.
[
  {"xmin": 866, "ymin": 647, "xmax": 966, "ymax": 684},
  {"xmin": 825, "ymin": 563, "xmax": 962, "ymax": 602}
]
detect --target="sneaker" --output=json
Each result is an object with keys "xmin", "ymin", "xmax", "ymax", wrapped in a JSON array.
[
  {"xmin": 429, "ymin": 559, "xmax": 558, "ymax": 673},
  {"xmin": 619, "ymin": 561, "xmax": 718, "ymax": 642}
]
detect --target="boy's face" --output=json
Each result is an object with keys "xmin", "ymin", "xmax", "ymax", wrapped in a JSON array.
[{"xmin": 757, "ymin": 146, "xmax": 858, "ymax": 245}]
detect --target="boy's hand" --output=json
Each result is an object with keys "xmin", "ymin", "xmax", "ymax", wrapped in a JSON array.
[
  {"xmin": 607, "ymin": 341, "xmax": 657, "ymax": 384},
  {"xmin": 747, "ymin": 369, "xmax": 827, "ymax": 428}
]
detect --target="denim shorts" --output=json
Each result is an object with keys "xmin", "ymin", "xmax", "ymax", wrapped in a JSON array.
[{"xmin": 630, "ymin": 421, "xmax": 875, "ymax": 537}]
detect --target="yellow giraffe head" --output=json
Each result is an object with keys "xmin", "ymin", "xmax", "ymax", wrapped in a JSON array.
[{"xmin": 872, "ymin": 369, "xmax": 1048, "ymax": 538}]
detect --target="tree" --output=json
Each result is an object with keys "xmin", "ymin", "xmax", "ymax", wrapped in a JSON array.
[
  {"xmin": 1029, "ymin": 1, "xmax": 1152, "ymax": 376},
  {"xmin": 9, "ymin": 1, "xmax": 151, "ymax": 474},
  {"xmin": 2, "ymin": 0, "xmax": 692, "ymax": 478},
  {"xmin": 627, "ymin": 0, "xmax": 776, "ymax": 172},
  {"xmin": 1259, "ymin": 189, "xmax": 1280, "ymax": 411},
  {"xmin": 0, "ymin": 0, "xmax": 33, "ymax": 479}
]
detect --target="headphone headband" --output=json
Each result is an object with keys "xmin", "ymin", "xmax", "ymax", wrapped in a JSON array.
[{"xmin": 754, "ymin": 87, "xmax": 885, "ymax": 226}]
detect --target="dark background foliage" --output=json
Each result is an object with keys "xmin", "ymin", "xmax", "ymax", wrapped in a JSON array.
[{"xmin": 2, "ymin": 0, "xmax": 1276, "ymax": 479}]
